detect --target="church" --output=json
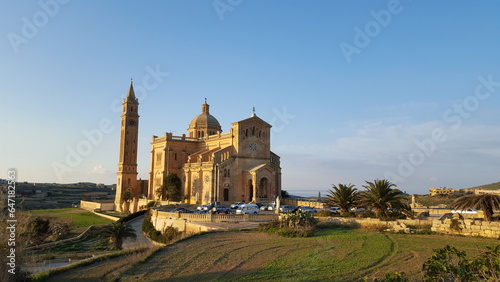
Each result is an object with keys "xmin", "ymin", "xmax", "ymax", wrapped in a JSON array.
[{"xmin": 114, "ymin": 82, "xmax": 282, "ymax": 212}]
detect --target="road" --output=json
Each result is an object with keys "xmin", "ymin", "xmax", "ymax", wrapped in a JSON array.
[{"xmin": 122, "ymin": 215, "xmax": 156, "ymax": 249}]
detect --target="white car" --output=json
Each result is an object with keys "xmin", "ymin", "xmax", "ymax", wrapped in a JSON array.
[
  {"xmin": 236, "ymin": 204, "xmax": 260, "ymax": 214},
  {"xmin": 298, "ymin": 206, "xmax": 317, "ymax": 213},
  {"xmin": 451, "ymin": 208, "xmax": 478, "ymax": 214},
  {"xmin": 329, "ymin": 207, "xmax": 341, "ymax": 213},
  {"xmin": 230, "ymin": 202, "xmax": 245, "ymax": 209}
]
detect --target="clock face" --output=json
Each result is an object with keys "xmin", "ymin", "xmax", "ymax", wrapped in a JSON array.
[
  {"xmin": 249, "ymin": 142, "xmax": 257, "ymax": 152},
  {"xmin": 128, "ymin": 120, "xmax": 136, "ymax": 126}
]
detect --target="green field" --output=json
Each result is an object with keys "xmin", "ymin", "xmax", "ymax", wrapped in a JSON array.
[
  {"xmin": 109, "ymin": 229, "xmax": 500, "ymax": 281},
  {"xmin": 27, "ymin": 208, "xmax": 113, "ymax": 232}
]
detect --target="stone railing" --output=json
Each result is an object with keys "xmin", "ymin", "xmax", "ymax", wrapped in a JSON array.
[
  {"xmin": 153, "ymin": 210, "xmax": 278, "ymax": 223},
  {"xmin": 150, "ymin": 211, "xmax": 278, "ymax": 233}
]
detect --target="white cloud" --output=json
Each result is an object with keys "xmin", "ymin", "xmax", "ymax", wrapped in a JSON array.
[{"xmin": 89, "ymin": 165, "xmax": 110, "ymax": 175}]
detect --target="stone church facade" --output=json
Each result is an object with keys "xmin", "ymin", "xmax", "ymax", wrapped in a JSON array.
[{"xmin": 115, "ymin": 82, "xmax": 281, "ymax": 211}]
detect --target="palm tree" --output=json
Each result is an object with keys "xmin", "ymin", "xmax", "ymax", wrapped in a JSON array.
[
  {"xmin": 450, "ymin": 194, "xmax": 500, "ymax": 221},
  {"xmin": 101, "ymin": 221, "xmax": 137, "ymax": 250},
  {"xmin": 326, "ymin": 183, "xmax": 359, "ymax": 213},
  {"xmin": 359, "ymin": 179, "xmax": 404, "ymax": 217}
]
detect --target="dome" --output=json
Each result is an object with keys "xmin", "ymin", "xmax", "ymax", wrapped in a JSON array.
[{"xmin": 188, "ymin": 102, "xmax": 222, "ymax": 138}]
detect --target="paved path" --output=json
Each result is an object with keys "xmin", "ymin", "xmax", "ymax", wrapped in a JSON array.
[{"xmin": 122, "ymin": 215, "xmax": 156, "ymax": 249}]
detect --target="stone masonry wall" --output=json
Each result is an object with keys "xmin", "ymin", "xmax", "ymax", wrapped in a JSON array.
[{"xmin": 431, "ymin": 218, "xmax": 500, "ymax": 238}]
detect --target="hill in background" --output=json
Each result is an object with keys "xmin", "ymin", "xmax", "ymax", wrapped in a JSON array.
[{"xmin": 465, "ymin": 181, "xmax": 500, "ymax": 191}]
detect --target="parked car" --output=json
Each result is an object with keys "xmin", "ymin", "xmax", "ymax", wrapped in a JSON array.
[
  {"xmin": 298, "ymin": 206, "xmax": 317, "ymax": 213},
  {"xmin": 236, "ymin": 204, "xmax": 260, "ymax": 214},
  {"xmin": 230, "ymin": 202, "xmax": 245, "ymax": 209},
  {"xmin": 329, "ymin": 207, "xmax": 341, "ymax": 213},
  {"xmin": 169, "ymin": 207, "xmax": 193, "ymax": 213},
  {"xmin": 267, "ymin": 204, "xmax": 276, "ymax": 211},
  {"xmin": 451, "ymin": 208, "xmax": 478, "ymax": 214},
  {"xmin": 349, "ymin": 207, "xmax": 366, "ymax": 212},
  {"xmin": 260, "ymin": 205, "xmax": 270, "ymax": 211},
  {"xmin": 197, "ymin": 204, "xmax": 211, "ymax": 211},
  {"xmin": 279, "ymin": 205, "xmax": 294, "ymax": 213},
  {"xmin": 215, "ymin": 206, "xmax": 231, "ymax": 214}
]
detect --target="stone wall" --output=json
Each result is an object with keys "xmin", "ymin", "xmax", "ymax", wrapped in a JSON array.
[
  {"xmin": 323, "ymin": 217, "xmax": 432, "ymax": 232},
  {"xmin": 324, "ymin": 217, "xmax": 500, "ymax": 239},
  {"xmin": 431, "ymin": 219, "xmax": 500, "ymax": 238},
  {"xmin": 149, "ymin": 210, "xmax": 278, "ymax": 233},
  {"xmin": 80, "ymin": 200, "xmax": 115, "ymax": 211},
  {"xmin": 282, "ymin": 199, "xmax": 325, "ymax": 209},
  {"xmin": 413, "ymin": 207, "xmax": 484, "ymax": 219}
]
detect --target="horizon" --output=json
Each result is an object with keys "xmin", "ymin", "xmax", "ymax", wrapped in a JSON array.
[{"xmin": 2, "ymin": 1, "xmax": 499, "ymax": 195}]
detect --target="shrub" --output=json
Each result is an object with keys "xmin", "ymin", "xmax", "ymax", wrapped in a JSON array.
[
  {"xmin": 258, "ymin": 210, "xmax": 318, "ymax": 237},
  {"xmin": 378, "ymin": 211, "xmax": 406, "ymax": 221},
  {"xmin": 141, "ymin": 210, "xmax": 181, "ymax": 243},
  {"xmin": 316, "ymin": 210, "xmax": 335, "ymax": 217},
  {"xmin": 422, "ymin": 244, "xmax": 500, "ymax": 281},
  {"xmin": 361, "ymin": 210, "xmax": 376, "ymax": 218}
]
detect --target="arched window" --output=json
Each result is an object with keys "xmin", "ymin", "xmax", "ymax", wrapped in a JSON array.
[{"xmin": 131, "ymin": 106, "xmax": 134, "ymax": 112}]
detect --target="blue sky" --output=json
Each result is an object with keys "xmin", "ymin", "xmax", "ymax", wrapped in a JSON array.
[{"xmin": 1, "ymin": 0, "xmax": 499, "ymax": 196}]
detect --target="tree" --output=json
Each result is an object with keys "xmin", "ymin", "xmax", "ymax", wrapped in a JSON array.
[
  {"xmin": 162, "ymin": 173, "xmax": 182, "ymax": 201},
  {"xmin": 450, "ymin": 194, "xmax": 500, "ymax": 221},
  {"xmin": 100, "ymin": 221, "xmax": 137, "ymax": 250},
  {"xmin": 326, "ymin": 183, "xmax": 359, "ymax": 213},
  {"xmin": 281, "ymin": 190, "xmax": 290, "ymax": 199},
  {"xmin": 359, "ymin": 179, "xmax": 404, "ymax": 217},
  {"xmin": 122, "ymin": 190, "xmax": 132, "ymax": 212}
]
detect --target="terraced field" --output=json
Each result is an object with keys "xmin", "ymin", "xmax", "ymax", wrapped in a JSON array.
[{"xmin": 44, "ymin": 228, "xmax": 500, "ymax": 281}]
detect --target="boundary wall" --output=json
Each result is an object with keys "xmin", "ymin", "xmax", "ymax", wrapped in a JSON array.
[{"xmin": 150, "ymin": 210, "xmax": 278, "ymax": 233}]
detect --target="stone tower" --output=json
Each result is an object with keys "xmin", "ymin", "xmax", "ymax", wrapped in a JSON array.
[{"xmin": 115, "ymin": 81, "xmax": 140, "ymax": 212}]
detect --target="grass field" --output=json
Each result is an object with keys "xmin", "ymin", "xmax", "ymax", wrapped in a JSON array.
[
  {"xmin": 26, "ymin": 208, "xmax": 114, "ymax": 233},
  {"xmin": 107, "ymin": 229, "xmax": 500, "ymax": 282}
]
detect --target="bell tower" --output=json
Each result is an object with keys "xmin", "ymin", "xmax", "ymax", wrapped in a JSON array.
[{"xmin": 115, "ymin": 81, "xmax": 139, "ymax": 212}]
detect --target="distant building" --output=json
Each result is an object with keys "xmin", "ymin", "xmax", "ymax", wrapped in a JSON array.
[
  {"xmin": 114, "ymin": 82, "xmax": 282, "ymax": 212},
  {"xmin": 429, "ymin": 187, "xmax": 466, "ymax": 196}
]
